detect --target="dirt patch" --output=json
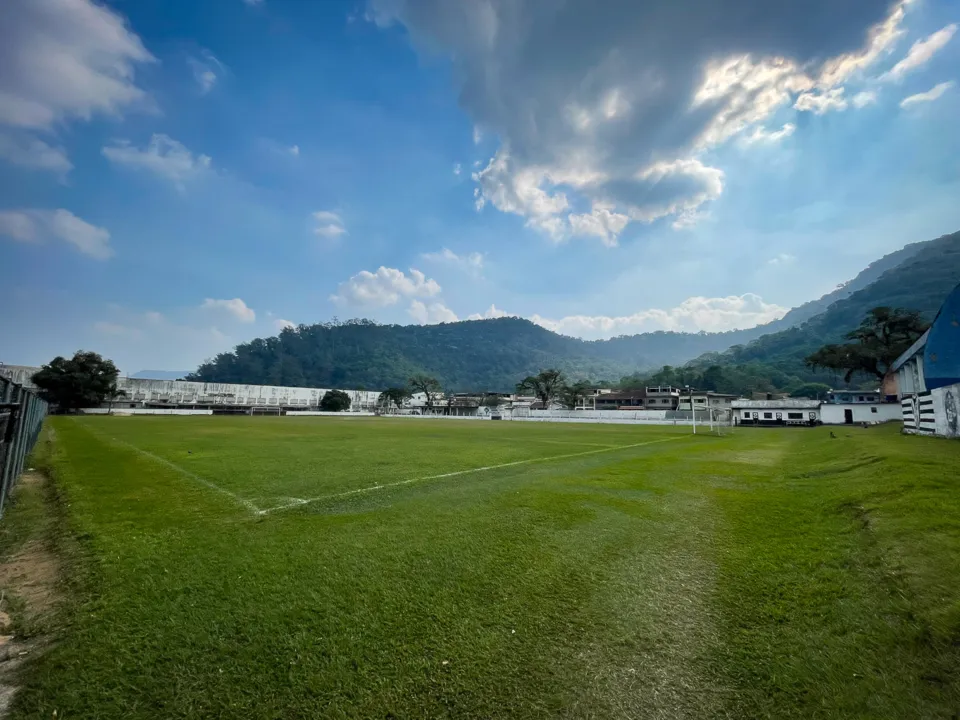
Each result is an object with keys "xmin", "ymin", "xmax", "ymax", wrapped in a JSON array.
[{"xmin": 0, "ymin": 471, "xmax": 65, "ymax": 717}]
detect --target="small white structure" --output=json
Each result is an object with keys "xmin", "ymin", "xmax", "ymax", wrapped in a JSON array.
[
  {"xmin": 732, "ymin": 399, "xmax": 821, "ymax": 426},
  {"xmin": 819, "ymin": 402, "xmax": 901, "ymax": 425}
]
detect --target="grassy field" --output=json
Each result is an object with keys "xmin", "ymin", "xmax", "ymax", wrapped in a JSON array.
[{"xmin": 2, "ymin": 416, "xmax": 960, "ymax": 718}]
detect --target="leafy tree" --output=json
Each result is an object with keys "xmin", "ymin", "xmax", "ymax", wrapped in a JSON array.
[
  {"xmin": 789, "ymin": 383, "xmax": 833, "ymax": 399},
  {"xmin": 320, "ymin": 389, "xmax": 351, "ymax": 412},
  {"xmin": 559, "ymin": 380, "xmax": 592, "ymax": 409},
  {"xmin": 481, "ymin": 393, "xmax": 502, "ymax": 408},
  {"xmin": 379, "ymin": 387, "xmax": 411, "ymax": 409},
  {"xmin": 517, "ymin": 369, "xmax": 565, "ymax": 408},
  {"xmin": 32, "ymin": 351, "xmax": 121, "ymax": 413},
  {"xmin": 806, "ymin": 307, "xmax": 929, "ymax": 381},
  {"xmin": 409, "ymin": 374, "xmax": 442, "ymax": 410}
]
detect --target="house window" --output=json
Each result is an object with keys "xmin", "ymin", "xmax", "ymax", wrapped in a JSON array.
[
  {"xmin": 871, "ymin": 407, "xmax": 877, "ymax": 413},
  {"xmin": 788, "ymin": 412, "xmax": 802, "ymax": 420},
  {"xmin": 763, "ymin": 412, "xmax": 773, "ymax": 419},
  {"xmin": 858, "ymin": 396, "xmax": 864, "ymax": 402},
  {"xmin": 743, "ymin": 411, "xmax": 751, "ymax": 418}
]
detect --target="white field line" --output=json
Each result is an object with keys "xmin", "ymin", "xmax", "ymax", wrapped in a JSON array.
[
  {"xmin": 258, "ymin": 435, "xmax": 687, "ymax": 515},
  {"xmin": 95, "ymin": 433, "xmax": 261, "ymax": 515}
]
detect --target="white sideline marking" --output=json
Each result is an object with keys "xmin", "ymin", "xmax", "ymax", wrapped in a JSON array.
[
  {"xmin": 104, "ymin": 436, "xmax": 261, "ymax": 514},
  {"xmin": 258, "ymin": 435, "xmax": 686, "ymax": 515}
]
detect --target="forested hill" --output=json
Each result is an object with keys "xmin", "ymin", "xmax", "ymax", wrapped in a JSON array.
[
  {"xmin": 187, "ymin": 230, "xmax": 959, "ymax": 392},
  {"xmin": 186, "ymin": 317, "xmax": 771, "ymax": 391},
  {"xmin": 683, "ymin": 230, "xmax": 960, "ymax": 383}
]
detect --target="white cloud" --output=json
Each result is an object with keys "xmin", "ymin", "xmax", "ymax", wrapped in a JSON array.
[
  {"xmin": 201, "ymin": 298, "xmax": 256, "ymax": 323},
  {"xmin": 852, "ymin": 90, "xmax": 878, "ymax": 108},
  {"xmin": 331, "ymin": 267, "xmax": 442, "ymax": 307},
  {"xmin": 288, "ymin": 144, "xmax": 300, "ymax": 157},
  {"xmin": 372, "ymin": 0, "xmax": 911, "ymax": 243},
  {"xmin": 900, "ymin": 81, "xmax": 955, "ymax": 108},
  {"xmin": 742, "ymin": 123, "xmax": 796, "ymax": 145},
  {"xmin": 0, "ymin": 0, "xmax": 154, "ymax": 130},
  {"xmin": 94, "ymin": 320, "xmax": 141, "ymax": 338},
  {"xmin": 0, "ymin": 208, "xmax": 112, "ymax": 259},
  {"xmin": 882, "ymin": 24, "xmax": 956, "ymax": 82},
  {"xmin": 568, "ymin": 206, "xmax": 630, "ymax": 247},
  {"xmin": 453, "ymin": 163, "xmax": 462, "ymax": 175},
  {"xmin": 472, "ymin": 126, "xmax": 483, "ymax": 144},
  {"xmin": 274, "ymin": 318, "xmax": 295, "ymax": 331},
  {"xmin": 420, "ymin": 248, "xmax": 484, "ymax": 273},
  {"xmin": 102, "ymin": 134, "xmax": 212, "ymax": 186},
  {"xmin": 408, "ymin": 300, "xmax": 458, "ymax": 325},
  {"xmin": 0, "ymin": 133, "xmax": 72, "ymax": 176},
  {"xmin": 312, "ymin": 210, "xmax": 347, "ymax": 238},
  {"xmin": 768, "ymin": 253, "xmax": 797, "ymax": 265},
  {"xmin": 794, "ymin": 87, "xmax": 848, "ymax": 114},
  {"xmin": 467, "ymin": 305, "xmax": 510, "ymax": 321},
  {"xmin": 530, "ymin": 294, "xmax": 788, "ymax": 339},
  {"xmin": 188, "ymin": 51, "xmax": 224, "ymax": 95}
]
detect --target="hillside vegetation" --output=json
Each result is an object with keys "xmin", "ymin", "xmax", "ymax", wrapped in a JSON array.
[{"xmin": 188, "ymin": 231, "xmax": 960, "ymax": 392}]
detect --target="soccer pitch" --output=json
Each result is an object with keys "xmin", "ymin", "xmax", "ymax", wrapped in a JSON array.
[{"xmin": 6, "ymin": 416, "xmax": 960, "ymax": 718}]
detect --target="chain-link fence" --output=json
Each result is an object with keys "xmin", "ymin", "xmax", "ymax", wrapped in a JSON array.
[{"xmin": 0, "ymin": 376, "xmax": 48, "ymax": 517}]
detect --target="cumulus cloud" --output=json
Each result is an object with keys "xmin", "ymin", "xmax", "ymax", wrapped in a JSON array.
[
  {"xmin": 372, "ymin": 0, "xmax": 908, "ymax": 243},
  {"xmin": 201, "ymin": 298, "xmax": 256, "ymax": 323},
  {"xmin": 274, "ymin": 318, "xmax": 296, "ymax": 331},
  {"xmin": 900, "ymin": 81, "xmax": 955, "ymax": 108},
  {"xmin": 421, "ymin": 247, "xmax": 484, "ymax": 273},
  {"xmin": 408, "ymin": 300, "xmax": 458, "ymax": 324},
  {"xmin": 467, "ymin": 305, "xmax": 510, "ymax": 321},
  {"xmin": 881, "ymin": 24, "xmax": 956, "ymax": 82},
  {"xmin": 102, "ymin": 134, "xmax": 212, "ymax": 187},
  {"xmin": 313, "ymin": 210, "xmax": 347, "ymax": 238},
  {"xmin": 453, "ymin": 163, "xmax": 462, "ymax": 175},
  {"xmin": 0, "ymin": 208, "xmax": 112, "ymax": 259},
  {"xmin": 188, "ymin": 50, "xmax": 224, "ymax": 94},
  {"xmin": 794, "ymin": 87, "xmax": 848, "ymax": 114},
  {"xmin": 530, "ymin": 294, "xmax": 787, "ymax": 339},
  {"xmin": 742, "ymin": 123, "xmax": 796, "ymax": 145},
  {"xmin": 852, "ymin": 90, "xmax": 879, "ymax": 108},
  {"xmin": 331, "ymin": 267, "xmax": 441, "ymax": 307},
  {"xmin": 0, "ymin": 133, "xmax": 72, "ymax": 176},
  {"xmin": 0, "ymin": 0, "xmax": 154, "ymax": 130}
]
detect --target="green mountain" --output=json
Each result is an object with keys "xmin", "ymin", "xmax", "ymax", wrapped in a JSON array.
[
  {"xmin": 188, "ymin": 230, "xmax": 960, "ymax": 392},
  {"xmin": 681, "ymin": 230, "xmax": 960, "ymax": 387}
]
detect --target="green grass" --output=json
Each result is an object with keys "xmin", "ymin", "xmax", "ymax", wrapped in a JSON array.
[{"xmin": 4, "ymin": 416, "xmax": 960, "ymax": 718}]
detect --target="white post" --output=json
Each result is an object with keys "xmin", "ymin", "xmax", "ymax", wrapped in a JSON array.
[{"xmin": 690, "ymin": 387, "xmax": 696, "ymax": 434}]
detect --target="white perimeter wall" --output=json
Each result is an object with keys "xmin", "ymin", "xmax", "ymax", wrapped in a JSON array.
[
  {"xmin": 80, "ymin": 408, "xmax": 213, "ymax": 416},
  {"xmin": 820, "ymin": 403, "xmax": 902, "ymax": 425},
  {"xmin": 903, "ymin": 382, "xmax": 960, "ymax": 438}
]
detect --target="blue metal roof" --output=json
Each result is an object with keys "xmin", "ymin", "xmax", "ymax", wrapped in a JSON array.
[{"xmin": 924, "ymin": 282, "xmax": 960, "ymax": 390}]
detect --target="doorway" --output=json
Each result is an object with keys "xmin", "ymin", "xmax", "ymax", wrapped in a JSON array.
[{"xmin": 844, "ymin": 408, "xmax": 853, "ymax": 424}]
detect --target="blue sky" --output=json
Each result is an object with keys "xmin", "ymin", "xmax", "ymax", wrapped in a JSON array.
[{"xmin": 1, "ymin": 0, "xmax": 958, "ymax": 374}]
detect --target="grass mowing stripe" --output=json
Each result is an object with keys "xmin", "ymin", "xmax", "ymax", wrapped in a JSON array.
[
  {"xmin": 259, "ymin": 435, "xmax": 688, "ymax": 515},
  {"xmin": 74, "ymin": 421, "xmax": 262, "ymax": 515}
]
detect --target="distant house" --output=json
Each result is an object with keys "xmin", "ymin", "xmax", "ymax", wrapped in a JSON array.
[
  {"xmin": 733, "ymin": 399, "xmax": 821, "ymax": 426},
  {"xmin": 593, "ymin": 386, "xmax": 681, "ymax": 411},
  {"xmin": 820, "ymin": 390, "xmax": 901, "ymax": 425},
  {"xmin": 677, "ymin": 391, "xmax": 738, "ymax": 412}
]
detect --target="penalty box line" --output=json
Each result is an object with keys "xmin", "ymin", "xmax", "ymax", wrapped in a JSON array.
[
  {"xmin": 258, "ymin": 435, "xmax": 688, "ymax": 516},
  {"xmin": 81, "ymin": 427, "xmax": 262, "ymax": 515}
]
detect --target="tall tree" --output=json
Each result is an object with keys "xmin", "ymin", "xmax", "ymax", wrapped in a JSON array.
[
  {"xmin": 806, "ymin": 307, "xmax": 929, "ymax": 382},
  {"xmin": 517, "ymin": 369, "xmax": 565, "ymax": 409},
  {"xmin": 32, "ymin": 351, "xmax": 120, "ymax": 413},
  {"xmin": 379, "ymin": 387, "xmax": 411, "ymax": 410},
  {"xmin": 320, "ymin": 390, "xmax": 351, "ymax": 412},
  {"xmin": 408, "ymin": 375, "xmax": 442, "ymax": 410},
  {"xmin": 559, "ymin": 380, "xmax": 592, "ymax": 409}
]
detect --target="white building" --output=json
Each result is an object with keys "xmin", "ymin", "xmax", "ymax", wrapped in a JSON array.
[{"xmin": 732, "ymin": 399, "xmax": 821, "ymax": 426}]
